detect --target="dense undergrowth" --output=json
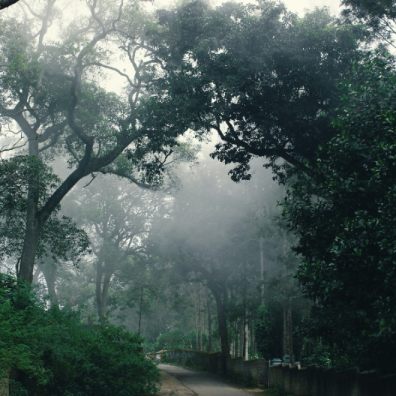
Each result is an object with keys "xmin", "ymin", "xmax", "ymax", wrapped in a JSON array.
[{"xmin": 0, "ymin": 274, "xmax": 158, "ymax": 396}]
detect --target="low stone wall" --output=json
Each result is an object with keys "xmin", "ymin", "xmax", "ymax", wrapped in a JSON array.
[
  {"xmin": 155, "ymin": 349, "xmax": 268, "ymax": 386},
  {"xmin": 153, "ymin": 350, "xmax": 396, "ymax": 395},
  {"xmin": 269, "ymin": 366, "xmax": 396, "ymax": 396},
  {"xmin": 0, "ymin": 377, "xmax": 9, "ymax": 396},
  {"xmin": 228, "ymin": 358, "xmax": 268, "ymax": 386}
]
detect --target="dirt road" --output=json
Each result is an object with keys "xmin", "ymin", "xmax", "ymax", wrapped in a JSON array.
[{"xmin": 158, "ymin": 364, "xmax": 259, "ymax": 396}]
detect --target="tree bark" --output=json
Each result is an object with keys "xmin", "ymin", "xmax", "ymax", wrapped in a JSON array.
[
  {"xmin": 282, "ymin": 303, "xmax": 294, "ymax": 364},
  {"xmin": 40, "ymin": 260, "xmax": 59, "ymax": 308},
  {"xmin": 18, "ymin": 205, "xmax": 40, "ymax": 283},
  {"xmin": 96, "ymin": 260, "xmax": 105, "ymax": 320},
  {"xmin": 96, "ymin": 257, "xmax": 113, "ymax": 321},
  {"xmin": 259, "ymin": 237, "xmax": 265, "ymax": 304},
  {"xmin": 19, "ymin": 137, "xmax": 41, "ymax": 284},
  {"xmin": 212, "ymin": 287, "xmax": 229, "ymax": 373},
  {"xmin": 244, "ymin": 320, "xmax": 250, "ymax": 361},
  {"xmin": 138, "ymin": 286, "xmax": 144, "ymax": 335},
  {"xmin": 207, "ymin": 293, "xmax": 212, "ymax": 352}
]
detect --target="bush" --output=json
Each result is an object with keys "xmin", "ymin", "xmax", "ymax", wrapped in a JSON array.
[{"xmin": 0, "ymin": 274, "xmax": 158, "ymax": 395}]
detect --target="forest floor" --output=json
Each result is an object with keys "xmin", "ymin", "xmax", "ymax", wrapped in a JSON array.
[{"xmin": 157, "ymin": 364, "xmax": 271, "ymax": 396}]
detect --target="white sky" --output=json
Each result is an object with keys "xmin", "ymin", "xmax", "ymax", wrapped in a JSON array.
[
  {"xmin": 282, "ymin": 0, "xmax": 341, "ymax": 15},
  {"xmin": 150, "ymin": 0, "xmax": 342, "ymax": 15}
]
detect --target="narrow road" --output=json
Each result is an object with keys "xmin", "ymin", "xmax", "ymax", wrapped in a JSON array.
[{"xmin": 159, "ymin": 364, "xmax": 253, "ymax": 396}]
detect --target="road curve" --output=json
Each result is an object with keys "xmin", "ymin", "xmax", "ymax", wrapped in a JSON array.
[{"xmin": 159, "ymin": 364, "xmax": 252, "ymax": 396}]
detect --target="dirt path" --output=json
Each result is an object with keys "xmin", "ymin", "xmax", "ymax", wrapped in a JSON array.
[{"xmin": 158, "ymin": 364, "xmax": 266, "ymax": 396}]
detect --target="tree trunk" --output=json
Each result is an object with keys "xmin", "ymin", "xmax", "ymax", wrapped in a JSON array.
[
  {"xmin": 138, "ymin": 286, "xmax": 144, "ymax": 335},
  {"xmin": 101, "ymin": 270, "xmax": 111, "ymax": 315},
  {"xmin": 259, "ymin": 237, "xmax": 265, "ymax": 304},
  {"xmin": 96, "ymin": 256, "xmax": 112, "ymax": 321},
  {"xmin": 282, "ymin": 303, "xmax": 294, "ymax": 364},
  {"xmin": 0, "ymin": 370, "xmax": 9, "ymax": 396},
  {"xmin": 40, "ymin": 260, "xmax": 58, "ymax": 308},
  {"xmin": 244, "ymin": 320, "xmax": 249, "ymax": 361},
  {"xmin": 19, "ymin": 221, "xmax": 40, "ymax": 284},
  {"xmin": 96, "ymin": 260, "xmax": 105, "ymax": 320},
  {"xmin": 212, "ymin": 287, "xmax": 229, "ymax": 373},
  {"xmin": 19, "ymin": 140, "xmax": 41, "ymax": 284},
  {"xmin": 207, "ymin": 293, "xmax": 212, "ymax": 352}
]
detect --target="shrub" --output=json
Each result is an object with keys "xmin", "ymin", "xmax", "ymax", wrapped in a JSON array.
[{"xmin": 0, "ymin": 274, "xmax": 158, "ymax": 395}]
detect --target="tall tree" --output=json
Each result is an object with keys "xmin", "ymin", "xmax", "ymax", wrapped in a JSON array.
[
  {"xmin": 283, "ymin": 50, "xmax": 396, "ymax": 370},
  {"xmin": 147, "ymin": 0, "xmax": 365, "ymax": 181},
  {"xmin": 342, "ymin": 0, "xmax": 396, "ymax": 47},
  {"xmin": 0, "ymin": 0, "xmax": 183, "ymax": 283},
  {"xmin": 67, "ymin": 177, "xmax": 161, "ymax": 320},
  {"xmin": 0, "ymin": 156, "xmax": 88, "ymax": 274},
  {"xmin": 151, "ymin": 156, "xmax": 287, "ymax": 369}
]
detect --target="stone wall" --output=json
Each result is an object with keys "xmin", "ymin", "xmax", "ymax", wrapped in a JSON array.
[
  {"xmin": 269, "ymin": 366, "xmax": 396, "ymax": 396},
  {"xmin": 155, "ymin": 349, "xmax": 268, "ymax": 386},
  {"xmin": 154, "ymin": 350, "xmax": 396, "ymax": 396},
  {"xmin": 0, "ymin": 377, "xmax": 9, "ymax": 396}
]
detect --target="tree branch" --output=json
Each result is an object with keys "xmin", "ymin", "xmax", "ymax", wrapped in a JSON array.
[
  {"xmin": 99, "ymin": 168, "xmax": 154, "ymax": 190},
  {"xmin": 212, "ymin": 120, "xmax": 311, "ymax": 174},
  {"xmin": 91, "ymin": 62, "xmax": 135, "ymax": 87}
]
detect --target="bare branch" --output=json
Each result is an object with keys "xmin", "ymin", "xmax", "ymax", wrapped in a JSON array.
[
  {"xmin": 37, "ymin": 0, "xmax": 57, "ymax": 53},
  {"xmin": 38, "ymin": 120, "xmax": 67, "ymax": 143},
  {"xmin": 0, "ymin": 137, "xmax": 27, "ymax": 155},
  {"xmin": 68, "ymin": 0, "xmax": 123, "ymax": 146},
  {"xmin": 91, "ymin": 62, "xmax": 135, "ymax": 87},
  {"xmin": 112, "ymin": 0, "xmax": 124, "ymax": 30},
  {"xmin": 86, "ymin": 0, "xmax": 105, "ymax": 33},
  {"xmin": 83, "ymin": 173, "xmax": 97, "ymax": 188},
  {"xmin": 99, "ymin": 168, "xmax": 154, "ymax": 190},
  {"xmin": 211, "ymin": 118, "xmax": 310, "ymax": 174},
  {"xmin": 65, "ymin": 136, "xmax": 81, "ymax": 163}
]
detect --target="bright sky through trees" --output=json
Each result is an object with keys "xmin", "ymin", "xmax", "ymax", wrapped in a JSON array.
[{"xmin": 283, "ymin": 0, "xmax": 341, "ymax": 15}]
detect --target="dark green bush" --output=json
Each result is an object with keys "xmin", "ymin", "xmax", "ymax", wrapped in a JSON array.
[{"xmin": 0, "ymin": 274, "xmax": 158, "ymax": 395}]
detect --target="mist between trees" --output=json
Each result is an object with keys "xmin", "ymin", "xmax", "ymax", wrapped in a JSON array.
[{"xmin": 0, "ymin": 0, "xmax": 395, "ymax": 394}]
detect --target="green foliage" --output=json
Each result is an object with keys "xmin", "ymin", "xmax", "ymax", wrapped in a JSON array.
[
  {"xmin": 342, "ymin": 0, "xmax": 396, "ymax": 19},
  {"xmin": 255, "ymin": 305, "xmax": 274, "ymax": 359},
  {"xmin": 0, "ymin": 156, "xmax": 89, "ymax": 262},
  {"xmin": 341, "ymin": 0, "xmax": 396, "ymax": 45},
  {"xmin": 0, "ymin": 274, "xmax": 158, "ymax": 395},
  {"xmin": 148, "ymin": 0, "xmax": 366, "ymax": 181},
  {"xmin": 155, "ymin": 330, "xmax": 195, "ymax": 351},
  {"xmin": 299, "ymin": 336, "xmax": 331, "ymax": 368},
  {"xmin": 283, "ymin": 50, "xmax": 396, "ymax": 371}
]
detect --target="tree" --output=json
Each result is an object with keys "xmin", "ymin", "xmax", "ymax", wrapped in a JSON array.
[
  {"xmin": 0, "ymin": 273, "xmax": 159, "ymax": 395},
  {"xmin": 147, "ymin": 0, "xmax": 365, "ymax": 181},
  {"xmin": 282, "ymin": 50, "xmax": 396, "ymax": 370},
  {"xmin": 342, "ymin": 0, "xmax": 396, "ymax": 47},
  {"xmin": 0, "ymin": 156, "xmax": 89, "ymax": 276},
  {"xmin": 66, "ymin": 176, "xmax": 162, "ymax": 321},
  {"xmin": 147, "ymin": 0, "xmax": 396, "ymax": 370},
  {"xmin": 343, "ymin": 0, "xmax": 396, "ymax": 18},
  {"xmin": 0, "ymin": 0, "xmax": 183, "ymax": 283},
  {"xmin": 150, "ymin": 155, "xmax": 289, "ymax": 369}
]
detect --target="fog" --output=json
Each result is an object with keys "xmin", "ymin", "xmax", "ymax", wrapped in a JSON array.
[
  {"xmin": 0, "ymin": 0, "xmax": 342, "ymax": 356},
  {"xmin": 1, "ymin": 0, "xmax": 392, "ymax": 392}
]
